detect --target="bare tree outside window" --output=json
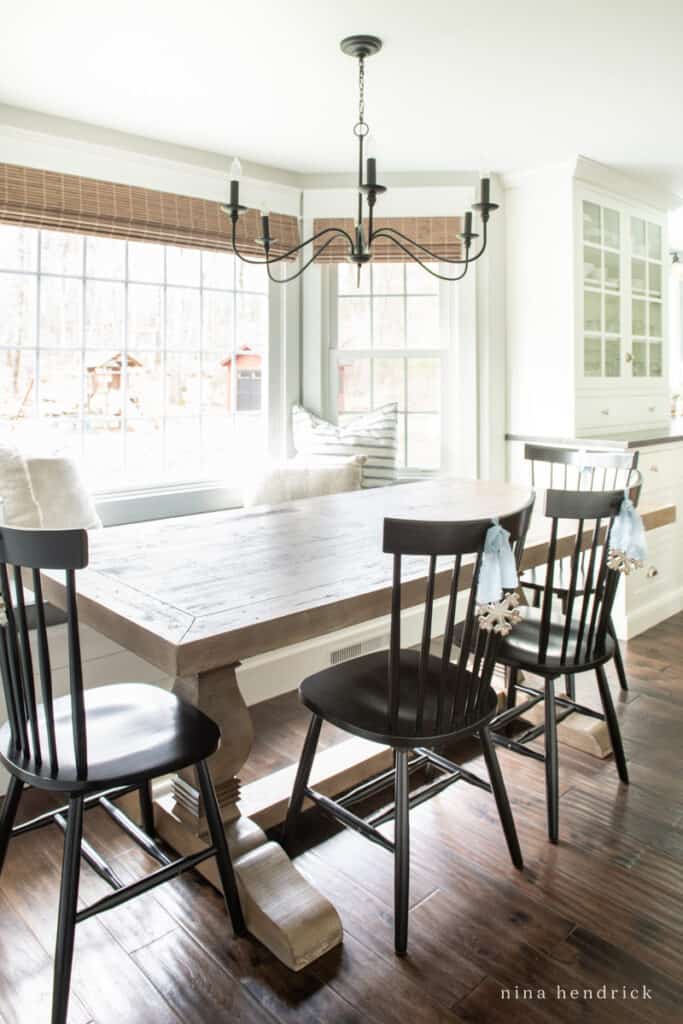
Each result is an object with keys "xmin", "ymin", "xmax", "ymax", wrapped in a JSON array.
[{"xmin": 0, "ymin": 226, "xmax": 269, "ymax": 490}]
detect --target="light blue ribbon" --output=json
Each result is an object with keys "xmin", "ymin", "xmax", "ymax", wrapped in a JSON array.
[
  {"xmin": 476, "ymin": 518, "xmax": 519, "ymax": 604},
  {"xmin": 610, "ymin": 489, "xmax": 647, "ymax": 561}
]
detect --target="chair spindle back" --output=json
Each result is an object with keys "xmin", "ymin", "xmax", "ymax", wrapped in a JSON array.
[
  {"xmin": 0, "ymin": 527, "xmax": 88, "ymax": 777},
  {"xmin": 525, "ymin": 443, "xmax": 639, "ymax": 493},
  {"xmin": 535, "ymin": 477, "xmax": 642, "ymax": 668},
  {"xmin": 382, "ymin": 496, "xmax": 535, "ymax": 737}
]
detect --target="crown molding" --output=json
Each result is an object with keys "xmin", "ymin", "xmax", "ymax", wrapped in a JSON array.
[{"xmin": 502, "ymin": 153, "xmax": 681, "ymax": 212}]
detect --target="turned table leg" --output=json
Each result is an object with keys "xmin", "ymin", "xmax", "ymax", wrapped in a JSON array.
[{"xmin": 153, "ymin": 662, "xmax": 343, "ymax": 971}]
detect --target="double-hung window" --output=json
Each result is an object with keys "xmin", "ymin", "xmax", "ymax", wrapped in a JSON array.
[
  {"xmin": 331, "ymin": 261, "xmax": 450, "ymax": 471},
  {"xmin": 0, "ymin": 225, "xmax": 269, "ymax": 492}
]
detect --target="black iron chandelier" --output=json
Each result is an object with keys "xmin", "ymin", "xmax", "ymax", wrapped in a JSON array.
[{"xmin": 221, "ymin": 34, "xmax": 498, "ymax": 283}]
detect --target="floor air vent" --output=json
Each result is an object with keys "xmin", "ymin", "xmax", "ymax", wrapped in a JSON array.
[{"xmin": 330, "ymin": 635, "xmax": 388, "ymax": 666}]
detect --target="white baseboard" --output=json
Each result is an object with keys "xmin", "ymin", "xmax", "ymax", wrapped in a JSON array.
[{"xmin": 619, "ymin": 587, "xmax": 683, "ymax": 640}]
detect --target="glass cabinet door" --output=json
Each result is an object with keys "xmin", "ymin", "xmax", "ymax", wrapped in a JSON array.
[
  {"xmin": 582, "ymin": 200, "xmax": 621, "ymax": 379},
  {"xmin": 630, "ymin": 217, "xmax": 664, "ymax": 379}
]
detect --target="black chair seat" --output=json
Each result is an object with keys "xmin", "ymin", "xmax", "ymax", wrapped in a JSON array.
[
  {"xmin": 300, "ymin": 649, "xmax": 498, "ymax": 747},
  {"xmin": 454, "ymin": 608, "xmax": 615, "ymax": 676},
  {"xmin": 0, "ymin": 683, "xmax": 220, "ymax": 793}
]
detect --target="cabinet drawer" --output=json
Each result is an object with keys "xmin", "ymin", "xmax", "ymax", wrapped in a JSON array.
[
  {"xmin": 623, "ymin": 522, "xmax": 679, "ymax": 601},
  {"xmin": 576, "ymin": 393, "xmax": 669, "ymax": 431},
  {"xmin": 637, "ymin": 446, "xmax": 683, "ymax": 490}
]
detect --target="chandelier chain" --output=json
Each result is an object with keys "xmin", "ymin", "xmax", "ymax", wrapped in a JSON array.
[{"xmin": 358, "ymin": 56, "xmax": 365, "ymax": 124}]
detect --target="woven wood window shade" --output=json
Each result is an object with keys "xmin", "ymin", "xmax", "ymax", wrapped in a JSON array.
[
  {"xmin": 0, "ymin": 163, "xmax": 300, "ymax": 259},
  {"xmin": 312, "ymin": 216, "xmax": 464, "ymax": 263}
]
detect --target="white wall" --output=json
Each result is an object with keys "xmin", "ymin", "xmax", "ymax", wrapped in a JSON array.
[{"xmin": 504, "ymin": 166, "xmax": 576, "ymax": 437}]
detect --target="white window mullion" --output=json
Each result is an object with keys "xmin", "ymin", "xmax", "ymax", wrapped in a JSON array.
[
  {"xmin": 80, "ymin": 237, "xmax": 86, "ymax": 460},
  {"xmin": 35, "ymin": 231, "xmax": 42, "ymax": 425}
]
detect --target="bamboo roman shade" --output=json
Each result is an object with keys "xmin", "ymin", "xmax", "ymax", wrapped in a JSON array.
[
  {"xmin": 0, "ymin": 162, "xmax": 300, "ymax": 259},
  {"xmin": 312, "ymin": 216, "xmax": 464, "ymax": 263}
]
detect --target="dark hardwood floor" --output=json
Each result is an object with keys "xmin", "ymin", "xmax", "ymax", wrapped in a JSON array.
[{"xmin": 1, "ymin": 613, "xmax": 682, "ymax": 1023}]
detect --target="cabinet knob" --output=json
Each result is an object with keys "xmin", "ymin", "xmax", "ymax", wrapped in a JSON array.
[
  {"xmin": 625, "ymin": 352, "xmax": 633, "ymax": 363},
  {"xmin": 646, "ymin": 566, "xmax": 659, "ymax": 578},
  {"xmin": 649, "ymin": 464, "xmax": 659, "ymax": 472},
  {"xmin": 648, "ymin": 405, "xmax": 656, "ymax": 413},
  {"xmin": 601, "ymin": 408, "xmax": 609, "ymax": 416}
]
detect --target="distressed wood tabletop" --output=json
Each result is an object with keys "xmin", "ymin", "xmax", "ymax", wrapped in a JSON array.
[{"xmin": 38, "ymin": 477, "xmax": 675, "ymax": 677}]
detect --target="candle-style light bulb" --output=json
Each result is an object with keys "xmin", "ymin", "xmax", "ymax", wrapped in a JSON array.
[
  {"xmin": 362, "ymin": 133, "xmax": 377, "ymax": 189},
  {"xmin": 229, "ymin": 157, "xmax": 242, "ymax": 209},
  {"xmin": 260, "ymin": 201, "xmax": 271, "ymax": 249}
]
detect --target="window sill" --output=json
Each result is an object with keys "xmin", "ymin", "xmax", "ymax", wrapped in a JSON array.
[
  {"xmin": 93, "ymin": 470, "xmax": 436, "ymax": 527},
  {"xmin": 95, "ymin": 481, "xmax": 244, "ymax": 527}
]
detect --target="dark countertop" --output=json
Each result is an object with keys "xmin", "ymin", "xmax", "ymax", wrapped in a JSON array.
[{"xmin": 506, "ymin": 420, "xmax": 683, "ymax": 450}]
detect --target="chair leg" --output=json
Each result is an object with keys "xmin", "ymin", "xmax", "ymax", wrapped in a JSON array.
[
  {"xmin": 545, "ymin": 677, "xmax": 559, "ymax": 844},
  {"xmin": 394, "ymin": 750, "xmax": 410, "ymax": 956},
  {"xmin": 0, "ymin": 775, "xmax": 23, "ymax": 876},
  {"xmin": 52, "ymin": 796, "xmax": 84, "ymax": 1024},
  {"xmin": 504, "ymin": 666, "xmax": 518, "ymax": 711},
  {"xmin": 196, "ymin": 760, "xmax": 246, "ymax": 937},
  {"xmin": 565, "ymin": 674, "xmax": 576, "ymax": 701},
  {"xmin": 596, "ymin": 666, "xmax": 629, "ymax": 783},
  {"xmin": 283, "ymin": 714, "xmax": 322, "ymax": 846},
  {"xmin": 138, "ymin": 780, "xmax": 156, "ymax": 837},
  {"xmin": 480, "ymin": 727, "xmax": 523, "ymax": 869},
  {"xmin": 608, "ymin": 618, "xmax": 629, "ymax": 692}
]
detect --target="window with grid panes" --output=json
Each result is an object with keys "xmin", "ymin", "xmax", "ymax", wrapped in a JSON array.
[
  {"xmin": 334, "ymin": 262, "xmax": 445, "ymax": 470},
  {"xmin": 0, "ymin": 225, "xmax": 269, "ymax": 490}
]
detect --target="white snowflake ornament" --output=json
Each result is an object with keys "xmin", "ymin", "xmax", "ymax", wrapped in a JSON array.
[
  {"xmin": 607, "ymin": 549, "xmax": 643, "ymax": 575},
  {"xmin": 477, "ymin": 591, "xmax": 523, "ymax": 636}
]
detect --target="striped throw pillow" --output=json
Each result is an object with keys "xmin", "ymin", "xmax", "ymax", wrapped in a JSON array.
[{"xmin": 292, "ymin": 404, "xmax": 399, "ymax": 488}]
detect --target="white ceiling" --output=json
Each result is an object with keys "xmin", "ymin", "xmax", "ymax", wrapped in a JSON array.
[{"xmin": 1, "ymin": 0, "xmax": 683, "ymax": 196}]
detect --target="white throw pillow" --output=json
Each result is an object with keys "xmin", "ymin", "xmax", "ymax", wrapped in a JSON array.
[
  {"xmin": 243, "ymin": 456, "xmax": 364, "ymax": 508},
  {"xmin": 25, "ymin": 456, "xmax": 102, "ymax": 529},
  {"xmin": 0, "ymin": 443, "xmax": 42, "ymax": 527},
  {"xmin": 292, "ymin": 403, "xmax": 398, "ymax": 487}
]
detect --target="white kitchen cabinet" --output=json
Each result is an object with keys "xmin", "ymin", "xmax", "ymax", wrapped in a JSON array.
[
  {"xmin": 612, "ymin": 441, "xmax": 683, "ymax": 638},
  {"xmin": 505, "ymin": 157, "xmax": 674, "ymax": 442}
]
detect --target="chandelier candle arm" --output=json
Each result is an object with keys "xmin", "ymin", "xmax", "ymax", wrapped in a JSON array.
[
  {"xmin": 369, "ymin": 217, "xmax": 488, "ymax": 266},
  {"xmin": 370, "ymin": 230, "xmax": 471, "ymax": 282},
  {"xmin": 227, "ymin": 221, "xmax": 355, "ymax": 266},
  {"xmin": 266, "ymin": 234, "xmax": 348, "ymax": 284},
  {"xmin": 220, "ymin": 35, "xmax": 497, "ymax": 283}
]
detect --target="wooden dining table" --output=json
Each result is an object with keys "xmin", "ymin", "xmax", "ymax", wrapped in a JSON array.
[{"xmin": 37, "ymin": 477, "xmax": 675, "ymax": 972}]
